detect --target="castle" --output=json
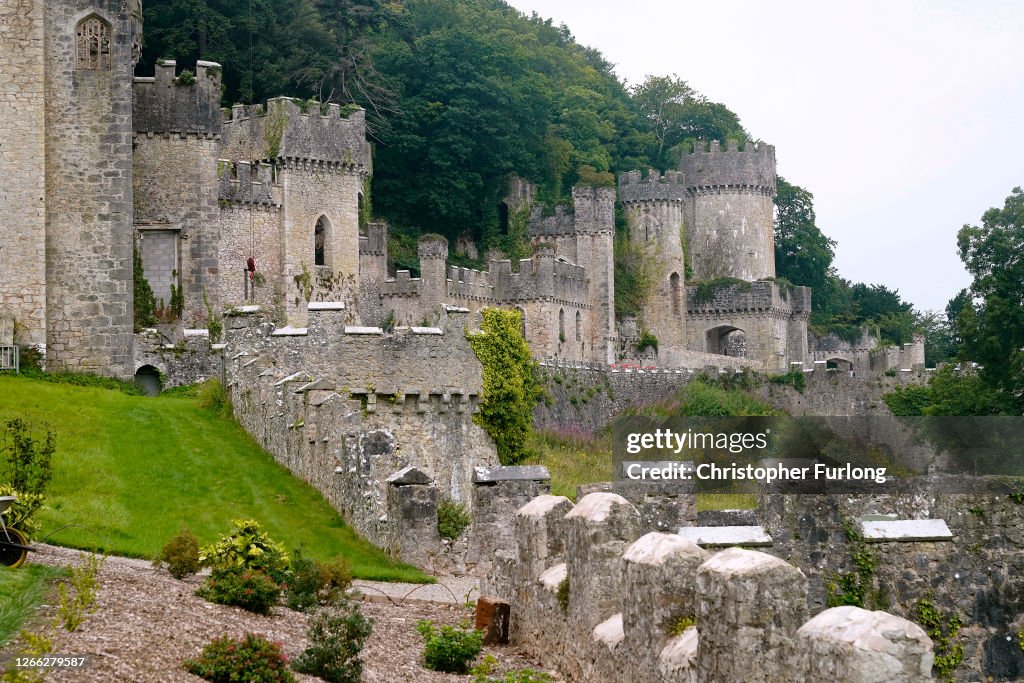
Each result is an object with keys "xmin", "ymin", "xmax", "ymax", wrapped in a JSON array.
[{"xmin": 0, "ymin": 0, "xmax": 925, "ymax": 380}]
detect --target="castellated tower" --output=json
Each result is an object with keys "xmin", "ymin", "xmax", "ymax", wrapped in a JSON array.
[
  {"xmin": 42, "ymin": 0, "xmax": 141, "ymax": 376},
  {"xmin": 0, "ymin": 0, "xmax": 47, "ymax": 347},
  {"xmin": 133, "ymin": 59, "xmax": 223, "ymax": 325},
  {"xmin": 529, "ymin": 186, "xmax": 616, "ymax": 364},
  {"xmin": 618, "ymin": 169, "xmax": 688, "ymax": 365},
  {"xmin": 417, "ymin": 234, "xmax": 449, "ymax": 320},
  {"xmin": 220, "ymin": 98, "xmax": 372, "ymax": 326},
  {"xmin": 681, "ymin": 140, "xmax": 776, "ymax": 281}
]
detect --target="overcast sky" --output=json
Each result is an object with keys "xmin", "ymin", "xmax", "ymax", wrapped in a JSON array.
[{"xmin": 505, "ymin": 0, "xmax": 1024, "ymax": 313}]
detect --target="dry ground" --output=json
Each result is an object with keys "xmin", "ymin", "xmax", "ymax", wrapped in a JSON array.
[{"xmin": 2, "ymin": 545, "xmax": 559, "ymax": 682}]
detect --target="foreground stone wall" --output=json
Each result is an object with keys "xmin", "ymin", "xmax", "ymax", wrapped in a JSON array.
[
  {"xmin": 222, "ymin": 303, "xmax": 500, "ymax": 568},
  {"xmin": 486, "ymin": 492, "xmax": 933, "ymax": 682}
]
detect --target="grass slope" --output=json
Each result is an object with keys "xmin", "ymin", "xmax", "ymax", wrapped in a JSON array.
[
  {"xmin": 0, "ymin": 375, "xmax": 429, "ymax": 583},
  {"xmin": 0, "ymin": 565, "xmax": 66, "ymax": 645}
]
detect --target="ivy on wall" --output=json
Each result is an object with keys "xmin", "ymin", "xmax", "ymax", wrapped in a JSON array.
[{"xmin": 466, "ymin": 308, "xmax": 542, "ymax": 465}]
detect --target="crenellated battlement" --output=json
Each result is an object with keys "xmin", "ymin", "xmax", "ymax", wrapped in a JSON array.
[
  {"xmin": 217, "ymin": 160, "xmax": 280, "ymax": 206},
  {"xmin": 686, "ymin": 280, "xmax": 811, "ymax": 314},
  {"xmin": 220, "ymin": 96, "xmax": 371, "ymax": 171},
  {"xmin": 679, "ymin": 140, "xmax": 776, "ymax": 194},
  {"xmin": 359, "ymin": 221, "xmax": 388, "ymax": 256},
  {"xmin": 617, "ymin": 168, "xmax": 687, "ymax": 203},
  {"xmin": 133, "ymin": 59, "xmax": 223, "ymax": 136}
]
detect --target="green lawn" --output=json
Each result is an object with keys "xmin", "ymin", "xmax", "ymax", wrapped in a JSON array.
[
  {"xmin": 0, "ymin": 565, "xmax": 66, "ymax": 645},
  {"xmin": 0, "ymin": 374, "xmax": 430, "ymax": 583}
]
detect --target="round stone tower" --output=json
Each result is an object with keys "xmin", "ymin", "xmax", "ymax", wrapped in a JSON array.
[{"xmin": 681, "ymin": 140, "xmax": 776, "ymax": 281}]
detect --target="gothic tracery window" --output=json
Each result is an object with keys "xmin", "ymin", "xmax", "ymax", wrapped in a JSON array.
[{"xmin": 76, "ymin": 16, "xmax": 112, "ymax": 71}]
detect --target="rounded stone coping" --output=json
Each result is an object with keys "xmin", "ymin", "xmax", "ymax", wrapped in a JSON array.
[
  {"xmin": 517, "ymin": 494, "xmax": 573, "ymax": 519},
  {"xmin": 698, "ymin": 546, "xmax": 796, "ymax": 578},
  {"xmin": 659, "ymin": 627, "xmax": 699, "ymax": 671},
  {"xmin": 539, "ymin": 563, "xmax": 567, "ymax": 592},
  {"xmin": 623, "ymin": 532, "xmax": 707, "ymax": 566},
  {"xmin": 592, "ymin": 613, "xmax": 624, "ymax": 649},
  {"xmin": 565, "ymin": 492, "xmax": 633, "ymax": 522},
  {"xmin": 797, "ymin": 606, "xmax": 930, "ymax": 650}
]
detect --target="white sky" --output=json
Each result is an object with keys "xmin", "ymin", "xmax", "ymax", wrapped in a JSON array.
[{"xmin": 505, "ymin": 0, "xmax": 1024, "ymax": 313}]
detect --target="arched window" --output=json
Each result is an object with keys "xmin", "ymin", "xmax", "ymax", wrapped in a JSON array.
[
  {"xmin": 314, "ymin": 216, "xmax": 330, "ymax": 266},
  {"xmin": 670, "ymin": 272, "xmax": 681, "ymax": 316},
  {"xmin": 558, "ymin": 308, "xmax": 565, "ymax": 343},
  {"xmin": 575, "ymin": 311, "xmax": 582, "ymax": 341},
  {"xmin": 76, "ymin": 16, "xmax": 112, "ymax": 71}
]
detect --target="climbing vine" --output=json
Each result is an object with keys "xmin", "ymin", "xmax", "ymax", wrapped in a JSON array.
[
  {"xmin": 466, "ymin": 308, "xmax": 542, "ymax": 465},
  {"xmin": 915, "ymin": 597, "xmax": 963, "ymax": 682},
  {"xmin": 825, "ymin": 514, "xmax": 883, "ymax": 609},
  {"xmin": 133, "ymin": 240, "xmax": 157, "ymax": 331}
]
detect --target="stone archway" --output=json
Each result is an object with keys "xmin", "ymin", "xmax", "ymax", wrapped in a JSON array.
[
  {"xmin": 825, "ymin": 357, "xmax": 853, "ymax": 372},
  {"xmin": 705, "ymin": 325, "xmax": 747, "ymax": 358},
  {"xmin": 134, "ymin": 364, "xmax": 161, "ymax": 396}
]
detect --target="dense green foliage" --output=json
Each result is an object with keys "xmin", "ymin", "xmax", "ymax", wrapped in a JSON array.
[
  {"xmin": 467, "ymin": 309, "xmax": 543, "ymax": 464},
  {"xmin": 185, "ymin": 633, "xmax": 295, "ymax": 683},
  {"xmin": 0, "ymin": 374, "xmax": 430, "ymax": 582},
  {"xmin": 199, "ymin": 518, "xmax": 290, "ymax": 582},
  {"xmin": 195, "ymin": 566, "xmax": 282, "ymax": 615},
  {"xmin": 293, "ymin": 598, "xmax": 372, "ymax": 683},
  {"xmin": 1, "ymin": 419, "xmax": 54, "ymax": 536},
  {"xmin": 154, "ymin": 527, "xmax": 201, "ymax": 579},
  {"xmin": 133, "ymin": 240, "xmax": 158, "ymax": 330},
  {"xmin": 437, "ymin": 498, "xmax": 472, "ymax": 540},
  {"xmin": 953, "ymin": 187, "xmax": 1024, "ymax": 413},
  {"xmin": 417, "ymin": 620, "xmax": 484, "ymax": 674},
  {"xmin": 773, "ymin": 177, "xmax": 835, "ymax": 293},
  {"xmin": 283, "ymin": 547, "xmax": 352, "ymax": 612},
  {"xmin": 915, "ymin": 598, "xmax": 964, "ymax": 681}
]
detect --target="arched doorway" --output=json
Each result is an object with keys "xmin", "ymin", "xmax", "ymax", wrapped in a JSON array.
[
  {"xmin": 826, "ymin": 357, "xmax": 853, "ymax": 372},
  {"xmin": 705, "ymin": 325, "xmax": 747, "ymax": 358},
  {"xmin": 134, "ymin": 365, "xmax": 161, "ymax": 396}
]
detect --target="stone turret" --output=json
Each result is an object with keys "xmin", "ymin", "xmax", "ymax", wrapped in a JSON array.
[
  {"xmin": 618, "ymin": 170, "xmax": 688, "ymax": 364},
  {"xmin": 681, "ymin": 140, "xmax": 777, "ymax": 281},
  {"xmin": 418, "ymin": 234, "xmax": 449, "ymax": 319}
]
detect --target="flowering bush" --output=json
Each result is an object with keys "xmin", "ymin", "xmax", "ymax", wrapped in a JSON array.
[
  {"xmin": 195, "ymin": 566, "xmax": 281, "ymax": 615},
  {"xmin": 184, "ymin": 633, "xmax": 295, "ymax": 683},
  {"xmin": 199, "ymin": 519, "xmax": 289, "ymax": 582}
]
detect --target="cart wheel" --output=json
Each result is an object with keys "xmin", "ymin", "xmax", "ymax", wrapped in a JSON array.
[{"xmin": 0, "ymin": 528, "xmax": 28, "ymax": 568}]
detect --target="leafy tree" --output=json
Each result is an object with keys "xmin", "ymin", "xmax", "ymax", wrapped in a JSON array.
[
  {"xmin": 955, "ymin": 187, "xmax": 1024, "ymax": 411},
  {"xmin": 773, "ymin": 177, "xmax": 835, "ymax": 292}
]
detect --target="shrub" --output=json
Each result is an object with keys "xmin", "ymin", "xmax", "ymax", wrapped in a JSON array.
[
  {"xmin": 283, "ymin": 548, "xmax": 352, "ymax": 612},
  {"xmin": 417, "ymin": 620, "xmax": 484, "ymax": 674},
  {"xmin": 2, "ymin": 418, "xmax": 55, "ymax": 497},
  {"xmin": 196, "ymin": 566, "xmax": 282, "ymax": 615},
  {"xmin": 636, "ymin": 330, "xmax": 658, "ymax": 354},
  {"xmin": 56, "ymin": 552, "xmax": 104, "ymax": 632},
  {"xmin": 184, "ymin": 633, "xmax": 295, "ymax": 683},
  {"xmin": 471, "ymin": 655, "xmax": 555, "ymax": 683},
  {"xmin": 0, "ymin": 485, "xmax": 44, "ymax": 536},
  {"xmin": 437, "ymin": 499, "xmax": 471, "ymax": 540},
  {"xmin": 292, "ymin": 598, "xmax": 372, "ymax": 683},
  {"xmin": 154, "ymin": 527, "xmax": 201, "ymax": 579},
  {"xmin": 196, "ymin": 379, "xmax": 233, "ymax": 420},
  {"xmin": 556, "ymin": 576, "xmax": 569, "ymax": 614},
  {"xmin": 199, "ymin": 519, "xmax": 289, "ymax": 582}
]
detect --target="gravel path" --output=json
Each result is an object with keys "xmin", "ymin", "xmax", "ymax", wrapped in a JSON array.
[{"xmin": 2, "ymin": 545, "xmax": 559, "ymax": 682}]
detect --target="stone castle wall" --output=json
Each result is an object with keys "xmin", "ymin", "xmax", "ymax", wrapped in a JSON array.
[
  {"xmin": 0, "ymin": 0, "xmax": 47, "ymax": 346},
  {"xmin": 484, "ymin": 492, "xmax": 934, "ymax": 682},
  {"xmin": 222, "ymin": 304, "xmax": 498, "ymax": 563},
  {"xmin": 133, "ymin": 60, "xmax": 223, "ymax": 324},
  {"xmin": 44, "ymin": 0, "xmax": 136, "ymax": 376}
]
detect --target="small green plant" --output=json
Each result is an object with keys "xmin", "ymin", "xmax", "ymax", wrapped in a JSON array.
[
  {"xmin": 283, "ymin": 547, "xmax": 352, "ymax": 612},
  {"xmin": 294, "ymin": 263, "xmax": 313, "ymax": 302},
  {"xmin": 884, "ymin": 368, "xmax": 898, "ymax": 377},
  {"xmin": 203, "ymin": 289, "xmax": 222, "ymax": 343},
  {"xmin": 196, "ymin": 378, "xmax": 233, "ymax": 419},
  {"xmin": 2, "ymin": 418, "xmax": 55, "ymax": 500},
  {"xmin": 381, "ymin": 310, "xmax": 396, "ymax": 333},
  {"xmin": 692, "ymin": 276, "xmax": 752, "ymax": 304},
  {"xmin": 769, "ymin": 367, "xmax": 806, "ymax": 393},
  {"xmin": 292, "ymin": 597, "xmax": 372, "ymax": 683},
  {"xmin": 437, "ymin": 499, "xmax": 472, "ymax": 540},
  {"xmin": 176, "ymin": 69, "xmax": 196, "ymax": 85},
  {"xmin": 666, "ymin": 614, "xmax": 696, "ymax": 637},
  {"xmin": 195, "ymin": 566, "xmax": 282, "ymax": 615},
  {"xmin": 133, "ymin": 240, "xmax": 158, "ymax": 330},
  {"xmin": 558, "ymin": 330, "xmax": 566, "ymax": 343},
  {"xmin": 2, "ymin": 630, "xmax": 54, "ymax": 682},
  {"xmin": 471, "ymin": 654, "xmax": 555, "ymax": 683},
  {"xmin": 417, "ymin": 620, "xmax": 484, "ymax": 674},
  {"xmin": 153, "ymin": 527, "xmax": 200, "ymax": 579},
  {"xmin": 199, "ymin": 519, "xmax": 289, "ymax": 581},
  {"xmin": 636, "ymin": 330, "xmax": 658, "ymax": 354},
  {"xmin": 55, "ymin": 552, "xmax": 104, "ymax": 632},
  {"xmin": 915, "ymin": 598, "xmax": 963, "ymax": 682},
  {"xmin": 826, "ymin": 515, "xmax": 881, "ymax": 609},
  {"xmin": 556, "ymin": 576, "xmax": 569, "ymax": 613},
  {"xmin": 184, "ymin": 633, "xmax": 295, "ymax": 683},
  {"xmin": 0, "ymin": 485, "xmax": 44, "ymax": 536}
]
